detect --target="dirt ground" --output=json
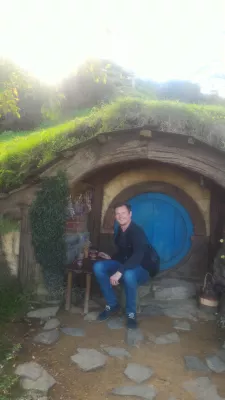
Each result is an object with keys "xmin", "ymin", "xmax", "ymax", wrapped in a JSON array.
[{"xmin": 10, "ymin": 308, "xmax": 225, "ymax": 400}]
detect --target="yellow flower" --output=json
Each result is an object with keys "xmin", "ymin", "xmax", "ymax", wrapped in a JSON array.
[{"xmin": 220, "ymin": 239, "xmax": 224, "ymax": 243}]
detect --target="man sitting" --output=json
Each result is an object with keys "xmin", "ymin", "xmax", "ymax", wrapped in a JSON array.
[{"xmin": 94, "ymin": 203, "xmax": 160, "ymax": 329}]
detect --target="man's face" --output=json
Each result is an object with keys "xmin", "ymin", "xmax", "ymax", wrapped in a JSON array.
[{"xmin": 115, "ymin": 205, "xmax": 132, "ymax": 227}]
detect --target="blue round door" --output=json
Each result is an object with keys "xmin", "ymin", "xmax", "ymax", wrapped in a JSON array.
[{"xmin": 116, "ymin": 193, "xmax": 194, "ymax": 270}]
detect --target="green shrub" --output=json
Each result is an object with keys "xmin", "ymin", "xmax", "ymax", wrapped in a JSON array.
[{"xmin": 30, "ymin": 171, "xmax": 69, "ymax": 272}]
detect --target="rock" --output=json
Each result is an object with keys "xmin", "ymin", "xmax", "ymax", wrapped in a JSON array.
[
  {"xmin": 107, "ymin": 317, "xmax": 124, "ymax": 330},
  {"xmin": 61, "ymin": 327, "xmax": 85, "ymax": 337},
  {"xmin": 184, "ymin": 356, "xmax": 210, "ymax": 372},
  {"xmin": 43, "ymin": 318, "xmax": 60, "ymax": 330},
  {"xmin": 154, "ymin": 332, "xmax": 180, "ymax": 345},
  {"xmin": 183, "ymin": 377, "xmax": 224, "ymax": 400},
  {"xmin": 173, "ymin": 320, "xmax": 191, "ymax": 331},
  {"xmin": 217, "ymin": 349, "xmax": 225, "ymax": 362},
  {"xmin": 163, "ymin": 299, "xmax": 198, "ymax": 320},
  {"xmin": 124, "ymin": 363, "xmax": 154, "ymax": 383},
  {"xmin": 71, "ymin": 348, "xmax": 107, "ymax": 371},
  {"xmin": 15, "ymin": 362, "xmax": 43, "ymax": 381},
  {"xmin": 141, "ymin": 304, "xmax": 164, "ymax": 316},
  {"xmin": 197, "ymin": 309, "xmax": 217, "ymax": 321},
  {"xmin": 69, "ymin": 306, "xmax": 83, "ymax": 314},
  {"xmin": 152, "ymin": 278, "xmax": 196, "ymax": 300},
  {"xmin": 126, "ymin": 328, "xmax": 144, "ymax": 347},
  {"xmin": 15, "ymin": 362, "xmax": 56, "ymax": 392},
  {"xmin": 84, "ymin": 311, "xmax": 99, "ymax": 321},
  {"xmin": 27, "ymin": 307, "xmax": 59, "ymax": 319},
  {"xmin": 140, "ymin": 294, "xmax": 155, "ymax": 307},
  {"xmin": 111, "ymin": 385, "xmax": 157, "ymax": 399},
  {"xmin": 139, "ymin": 283, "xmax": 152, "ymax": 298},
  {"xmin": 25, "ymin": 391, "xmax": 48, "ymax": 400},
  {"xmin": 102, "ymin": 347, "xmax": 131, "ymax": 359},
  {"xmin": 206, "ymin": 355, "xmax": 225, "ymax": 373},
  {"xmin": 33, "ymin": 330, "xmax": 59, "ymax": 345}
]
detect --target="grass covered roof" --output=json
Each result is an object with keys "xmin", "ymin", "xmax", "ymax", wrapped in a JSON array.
[{"xmin": 1, "ymin": 97, "xmax": 225, "ymax": 192}]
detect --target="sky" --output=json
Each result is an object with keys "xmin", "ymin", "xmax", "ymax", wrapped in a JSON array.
[{"xmin": 1, "ymin": 0, "xmax": 225, "ymax": 95}]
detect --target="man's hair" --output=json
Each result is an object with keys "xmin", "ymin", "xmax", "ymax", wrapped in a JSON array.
[{"xmin": 114, "ymin": 203, "xmax": 132, "ymax": 212}]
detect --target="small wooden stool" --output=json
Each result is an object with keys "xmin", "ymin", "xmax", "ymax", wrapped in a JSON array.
[{"xmin": 65, "ymin": 258, "xmax": 95, "ymax": 314}]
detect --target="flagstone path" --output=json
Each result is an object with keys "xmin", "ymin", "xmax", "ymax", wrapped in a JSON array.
[{"xmin": 14, "ymin": 301, "xmax": 225, "ymax": 400}]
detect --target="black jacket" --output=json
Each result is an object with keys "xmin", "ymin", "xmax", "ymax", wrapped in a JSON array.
[{"xmin": 113, "ymin": 221, "xmax": 160, "ymax": 277}]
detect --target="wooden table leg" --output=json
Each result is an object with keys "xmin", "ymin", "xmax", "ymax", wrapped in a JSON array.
[
  {"xmin": 65, "ymin": 271, "xmax": 73, "ymax": 311},
  {"xmin": 84, "ymin": 274, "xmax": 91, "ymax": 315}
]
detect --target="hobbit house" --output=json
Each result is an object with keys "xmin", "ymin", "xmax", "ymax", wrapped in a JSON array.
[{"xmin": 1, "ymin": 123, "xmax": 225, "ymax": 298}]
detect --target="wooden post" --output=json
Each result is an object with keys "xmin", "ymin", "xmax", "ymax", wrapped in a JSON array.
[
  {"xmin": 88, "ymin": 184, "xmax": 104, "ymax": 249},
  {"xmin": 84, "ymin": 274, "xmax": 92, "ymax": 314},
  {"xmin": 18, "ymin": 205, "xmax": 37, "ymax": 289},
  {"xmin": 65, "ymin": 270, "xmax": 73, "ymax": 311}
]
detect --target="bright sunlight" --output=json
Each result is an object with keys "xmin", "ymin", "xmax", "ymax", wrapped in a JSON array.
[{"xmin": 1, "ymin": 0, "xmax": 225, "ymax": 94}]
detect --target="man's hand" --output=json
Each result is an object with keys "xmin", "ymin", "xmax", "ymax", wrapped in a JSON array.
[
  {"xmin": 110, "ymin": 271, "xmax": 122, "ymax": 286},
  {"xmin": 98, "ymin": 252, "xmax": 111, "ymax": 260}
]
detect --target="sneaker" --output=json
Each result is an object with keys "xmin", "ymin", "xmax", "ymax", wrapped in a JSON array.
[
  {"xmin": 126, "ymin": 313, "xmax": 137, "ymax": 329},
  {"xmin": 97, "ymin": 305, "xmax": 120, "ymax": 322}
]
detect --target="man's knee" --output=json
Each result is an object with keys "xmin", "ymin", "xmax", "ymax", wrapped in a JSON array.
[
  {"xmin": 93, "ymin": 261, "xmax": 105, "ymax": 276},
  {"xmin": 123, "ymin": 269, "xmax": 137, "ymax": 286}
]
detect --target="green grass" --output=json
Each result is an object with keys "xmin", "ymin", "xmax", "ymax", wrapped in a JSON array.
[
  {"xmin": 1, "ymin": 97, "xmax": 225, "ymax": 192},
  {"xmin": 0, "ymin": 281, "xmax": 29, "ymax": 400}
]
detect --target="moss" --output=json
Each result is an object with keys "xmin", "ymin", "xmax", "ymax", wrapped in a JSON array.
[{"xmin": 0, "ymin": 97, "xmax": 225, "ymax": 191}]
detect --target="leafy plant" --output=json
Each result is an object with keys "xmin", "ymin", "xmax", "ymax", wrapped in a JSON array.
[
  {"xmin": 30, "ymin": 171, "xmax": 69, "ymax": 272},
  {"xmin": 0, "ymin": 280, "xmax": 28, "ymax": 323},
  {"xmin": 0, "ymin": 216, "xmax": 19, "ymax": 235}
]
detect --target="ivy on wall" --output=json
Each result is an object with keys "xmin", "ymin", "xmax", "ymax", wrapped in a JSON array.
[
  {"xmin": 30, "ymin": 171, "xmax": 69, "ymax": 272},
  {"xmin": 0, "ymin": 215, "xmax": 19, "ymax": 235}
]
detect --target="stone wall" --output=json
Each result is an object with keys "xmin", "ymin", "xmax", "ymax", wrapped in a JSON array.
[
  {"xmin": 0, "ymin": 230, "xmax": 20, "ymax": 278},
  {"xmin": 101, "ymin": 165, "xmax": 210, "ymax": 235}
]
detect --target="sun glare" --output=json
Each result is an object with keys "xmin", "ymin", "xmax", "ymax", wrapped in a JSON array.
[{"xmin": 0, "ymin": 0, "xmax": 225, "ymax": 93}]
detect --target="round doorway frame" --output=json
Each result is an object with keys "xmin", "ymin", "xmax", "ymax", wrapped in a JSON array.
[{"xmin": 102, "ymin": 181, "xmax": 207, "ymax": 271}]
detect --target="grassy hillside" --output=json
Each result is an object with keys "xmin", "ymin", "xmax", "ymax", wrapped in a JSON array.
[{"xmin": 1, "ymin": 97, "xmax": 225, "ymax": 192}]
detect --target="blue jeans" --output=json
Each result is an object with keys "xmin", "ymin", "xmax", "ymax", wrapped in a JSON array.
[{"xmin": 93, "ymin": 260, "xmax": 149, "ymax": 315}]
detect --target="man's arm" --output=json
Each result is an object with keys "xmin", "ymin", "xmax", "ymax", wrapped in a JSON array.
[{"xmin": 117, "ymin": 228, "xmax": 146, "ymax": 274}]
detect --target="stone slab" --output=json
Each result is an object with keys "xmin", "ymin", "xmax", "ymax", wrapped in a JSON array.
[
  {"xmin": 43, "ymin": 318, "xmax": 60, "ymax": 330},
  {"xmin": 184, "ymin": 356, "xmax": 210, "ymax": 372},
  {"xmin": 27, "ymin": 307, "xmax": 59, "ymax": 319},
  {"xmin": 33, "ymin": 330, "xmax": 59, "ymax": 345},
  {"xmin": 15, "ymin": 362, "xmax": 42, "ymax": 381},
  {"xmin": 173, "ymin": 320, "xmax": 191, "ymax": 331},
  {"xmin": 217, "ymin": 349, "xmax": 225, "ymax": 362},
  {"xmin": 102, "ymin": 347, "xmax": 131, "ymax": 359},
  {"xmin": 154, "ymin": 332, "xmax": 180, "ymax": 345},
  {"xmin": 71, "ymin": 348, "xmax": 107, "ymax": 371},
  {"xmin": 183, "ymin": 377, "xmax": 225, "ymax": 400},
  {"xmin": 107, "ymin": 317, "xmax": 124, "ymax": 330},
  {"xmin": 111, "ymin": 385, "xmax": 157, "ymax": 399},
  {"xmin": 69, "ymin": 306, "xmax": 83, "ymax": 314},
  {"xmin": 206, "ymin": 355, "xmax": 225, "ymax": 373},
  {"xmin": 141, "ymin": 304, "xmax": 164, "ymax": 316},
  {"xmin": 152, "ymin": 278, "xmax": 195, "ymax": 300},
  {"xmin": 15, "ymin": 362, "xmax": 56, "ymax": 393},
  {"xmin": 84, "ymin": 311, "xmax": 99, "ymax": 321},
  {"xmin": 126, "ymin": 328, "xmax": 144, "ymax": 347},
  {"xmin": 124, "ymin": 363, "xmax": 154, "ymax": 383},
  {"xmin": 61, "ymin": 327, "xmax": 85, "ymax": 337}
]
